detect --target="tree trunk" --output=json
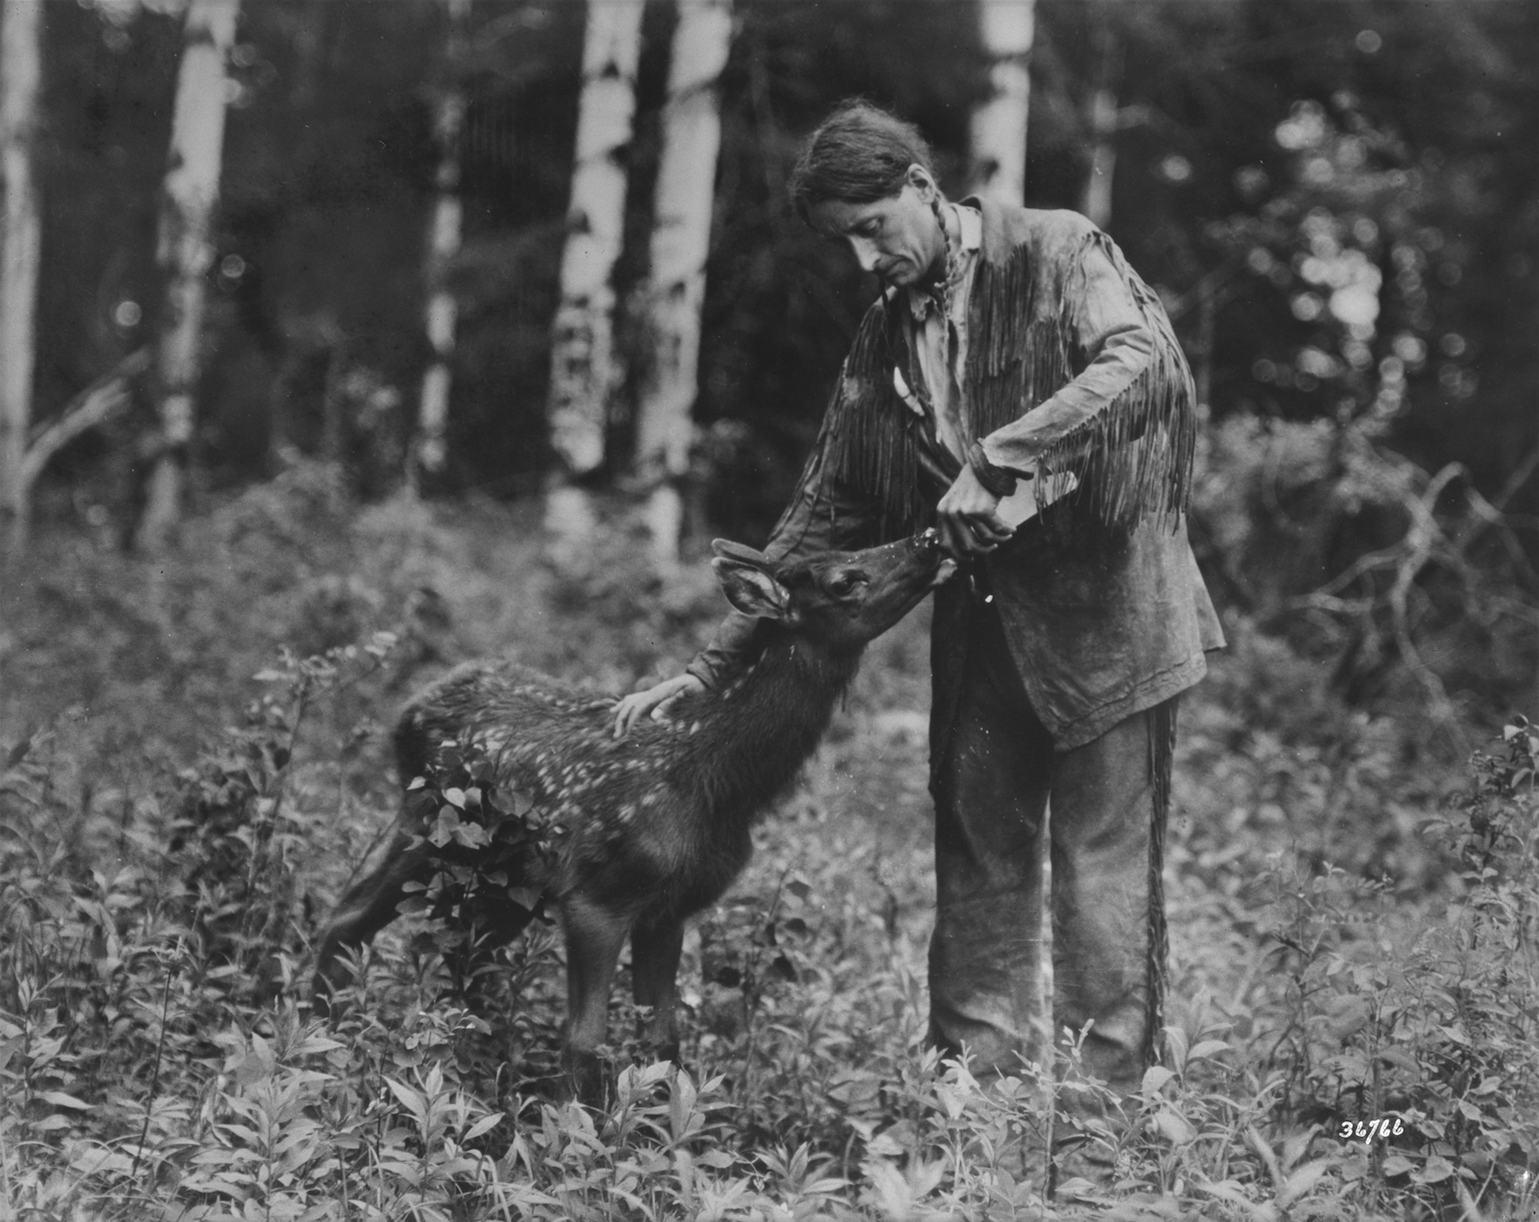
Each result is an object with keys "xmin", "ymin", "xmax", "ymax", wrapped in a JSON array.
[
  {"xmin": 546, "ymin": 0, "xmax": 646, "ymax": 478},
  {"xmin": 413, "ymin": 0, "xmax": 471, "ymax": 487},
  {"xmin": 1080, "ymin": 13, "xmax": 1121, "ymax": 230},
  {"xmin": 0, "ymin": 0, "xmax": 43, "ymax": 554},
  {"xmin": 967, "ymin": 0, "xmax": 1034, "ymax": 207},
  {"xmin": 636, "ymin": 0, "xmax": 732, "ymax": 567},
  {"xmin": 136, "ymin": 0, "xmax": 240, "ymax": 552},
  {"xmin": 543, "ymin": 0, "xmax": 645, "ymax": 573}
]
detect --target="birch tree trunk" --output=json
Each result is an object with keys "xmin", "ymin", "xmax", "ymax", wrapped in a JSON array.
[
  {"xmin": 1080, "ymin": 14, "xmax": 1121, "ymax": 230},
  {"xmin": 636, "ymin": 0, "xmax": 732, "ymax": 567},
  {"xmin": 136, "ymin": 0, "xmax": 240, "ymax": 551},
  {"xmin": 413, "ymin": 0, "xmax": 471, "ymax": 486},
  {"xmin": 543, "ymin": 0, "xmax": 645, "ymax": 572},
  {"xmin": 0, "ymin": 0, "xmax": 43, "ymax": 554},
  {"xmin": 968, "ymin": 0, "xmax": 1034, "ymax": 207},
  {"xmin": 546, "ymin": 0, "xmax": 645, "ymax": 478}
]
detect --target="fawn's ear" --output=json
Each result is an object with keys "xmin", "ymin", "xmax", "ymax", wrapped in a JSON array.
[
  {"xmin": 712, "ymin": 554, "xmax": 791, "ymax": 620},
  {"xmin": 711, "ymin": 538, "xmax": 768, "ymax": 566}
]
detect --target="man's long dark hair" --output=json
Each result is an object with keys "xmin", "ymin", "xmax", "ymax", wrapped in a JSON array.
[{"xmin": 787, "ymin": 100, "xmax": 937, "ymax": 223}]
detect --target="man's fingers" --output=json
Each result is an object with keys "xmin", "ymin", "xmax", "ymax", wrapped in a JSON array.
[
  {"xmin": 613, "ymin": 699, "xmax": 638, "ymax": 738},
  {"xmin": 938, "ymin": 518, "xmax": 971, "ymax": 558},
  {"xmin": 650, "ymin": 695, "xmax": 680, "ymax": 722},
  {"xmin": 970, "ymin": 515, "xmax": 1013, "ymax": 543}
]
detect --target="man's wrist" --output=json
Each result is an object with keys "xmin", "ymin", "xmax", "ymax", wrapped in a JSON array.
[{"xmin": 967, "ymin": 440, "xmax": 1017, "ymax": 499}]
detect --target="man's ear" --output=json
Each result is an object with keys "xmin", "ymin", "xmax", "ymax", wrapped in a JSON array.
[
  {"xmin": 711, "ymin": 555, "xmax": 791, "ymax": 620},
  {"xmin": 906, "ymin": 163, "xmax": 937, "ymax": 200}
]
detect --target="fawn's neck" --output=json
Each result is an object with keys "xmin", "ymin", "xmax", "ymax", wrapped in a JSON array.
[{"xmin": 677, "ymin": 631, "xmax": 862, "ymax": 819}]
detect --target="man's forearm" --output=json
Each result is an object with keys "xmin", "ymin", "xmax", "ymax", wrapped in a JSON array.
[
  {"xmin": 979, "ymin": 242, "xmax": 1157, "ymax": 475},
  {"xmin": 685, "ymin": 610, "xmax": 762, "ymax": 688}
]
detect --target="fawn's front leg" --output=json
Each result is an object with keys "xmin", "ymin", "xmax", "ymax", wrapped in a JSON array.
[
  {"xmin": 560, "ymin": 893, "xmax": 630, "ymax": 1106},
  {"xmin": 631, "ymin": 918, "xmax": 685, "ymax": 1064}
]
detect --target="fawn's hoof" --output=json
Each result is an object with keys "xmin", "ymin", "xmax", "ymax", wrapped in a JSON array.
[{"xmin": 563, "ymin": 1049, "xmax": 608, "ymax": 1109}]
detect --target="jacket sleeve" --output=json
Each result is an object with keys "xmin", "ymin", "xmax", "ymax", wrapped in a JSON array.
[
  {"xmin": 686, "ymin": 430, "xmax": 883, "ymax": 688},
  {"xmin": 977, "ymin": 241, "xmax": 1156, "ymax": 474}
]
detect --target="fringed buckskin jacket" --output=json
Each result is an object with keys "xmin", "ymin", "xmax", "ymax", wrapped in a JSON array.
[{"xmin": 689, "ymin": 197, "xmax": 1224, "ymax": 753}]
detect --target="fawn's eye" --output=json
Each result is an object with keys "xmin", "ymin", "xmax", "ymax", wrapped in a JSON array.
[{"xmin": 828, "ymin": 570, "xmax": 868, "ymax": 596}]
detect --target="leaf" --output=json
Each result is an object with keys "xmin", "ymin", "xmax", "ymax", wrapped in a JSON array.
[
  {"xmin": 428, "ymin": 807, "xmax": 460, "ymax": 847},
  {"xmin": 444, "ymin": 787, "xmax": 467, "ymax": 809},
  {"xmin": 1164, "ymin": 1025, "xmax": 1189, "ymax": 1070},
  {"xmin": 1277, "ymin": 1159, "xmax": 1330, "ymax": 1206},
  {"xmin": 39, "ymin": 1091, "xmax": 91, "ymax": 1109},
  {"xmin": 1153, "ymin": 1108, "xmax": 1197, "ymax": 1145},
  {"xmin": 450, "ymin": 820, "xmax": 489, "ymax": 848},
  {"xmin": 1142, "ymin": 1065, "xmax": 1177, "ymax": 1095},
  {"xmin": 505, "ymin": 886, "xmax": 542, "ymax": 911},
  {"xmin": 1380, "ymin": 1153, "xmax": 1415, "ymax": 1177},
  {"xmin": 864, "ymin": 1159, "xmax": 912, "ymax": 1221},
  {"xmin": 70, "ymin": 1146, "xmax": 136, "ymax": 1177},
  {"xmin": 384, "ymin": 1078, "xmax": 429, "ymax": 1127},
  {"xmin": 5, "ymin": 728, "xmax": 35, "ymax": 770},
  {"xmin": 462, "ymin": 1112, "xmax": 504, "ymax": 1142},
  {"xmin": 1413, "ymin": 1155, "xmax": 1456, "ymax": 1185},
  {"xmin": 907, "ymin": 1156, "xmax": 946, "ymax": 1198}
]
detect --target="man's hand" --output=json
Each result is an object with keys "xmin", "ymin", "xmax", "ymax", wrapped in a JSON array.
[
  {"xmin": 936, "ymin": 465, "xmax": 1015, "ymax": 556},
  {"xmin": 613, "ymin": 673, "xmax": 706, "ymax": 738}
]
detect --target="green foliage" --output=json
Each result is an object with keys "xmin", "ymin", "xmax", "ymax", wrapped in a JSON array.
[{"xmin": 2, "ymin": 489, "xmax": 1536, "ymax": 1220}]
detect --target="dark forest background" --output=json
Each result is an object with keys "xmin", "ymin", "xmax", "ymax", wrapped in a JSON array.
[{"xmin": 23, "ymin": 0, "xmax": 1538, "ymax": 728}]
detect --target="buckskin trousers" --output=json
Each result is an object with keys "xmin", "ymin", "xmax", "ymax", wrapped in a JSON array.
[{"xmin": 927, "ymin": 598, "xmax": 1176, "ymax": 1102}]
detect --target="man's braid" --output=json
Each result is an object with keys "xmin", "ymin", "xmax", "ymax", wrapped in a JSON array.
[{"xmin": 929, "ymin": 193, "xmax": 957, "ymax": 317}]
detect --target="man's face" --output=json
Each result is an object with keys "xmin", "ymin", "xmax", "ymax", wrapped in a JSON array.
[{"xmin": 807, "ymin": 166, "xmax": 946, "ymax": 291}]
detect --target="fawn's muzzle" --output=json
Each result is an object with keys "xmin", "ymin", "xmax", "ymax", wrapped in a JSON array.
[{"xmin": 914, "ymin": 528, "xmax": 958, "ymax": 586}]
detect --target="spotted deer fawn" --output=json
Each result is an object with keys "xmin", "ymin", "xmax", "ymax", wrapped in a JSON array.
[{"xmin": 315, "ymin": 530, "xmax": 953, "ymax": 1100}]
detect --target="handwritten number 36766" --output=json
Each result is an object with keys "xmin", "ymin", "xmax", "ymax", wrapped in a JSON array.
[{"xmin": 1340, "ymin": 1118, "xmax": 1406, "ymax": 1142}]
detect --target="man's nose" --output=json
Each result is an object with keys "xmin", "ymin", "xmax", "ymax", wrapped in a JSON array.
[{"xmin": 848, "ymin": 237, "xmax": 879, "ymax": 273}]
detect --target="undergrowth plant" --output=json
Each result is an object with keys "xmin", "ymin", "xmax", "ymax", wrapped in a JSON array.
[{"xmin": 3, "ymin": 488, "xmax": 1536, "ymax": 1220}]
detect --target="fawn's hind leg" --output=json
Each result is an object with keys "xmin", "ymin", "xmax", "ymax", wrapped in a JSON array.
[
  {"xmin": 560, "ymin": 893, "xmax": 631, "ymax": 1106},
  {"xmin": 314, "ymin": 827, "xmax": 434, "ymax": 1002},
  {"xmin": 630, "ymin": 918, "xmax": 685, "ymax": 1063}
]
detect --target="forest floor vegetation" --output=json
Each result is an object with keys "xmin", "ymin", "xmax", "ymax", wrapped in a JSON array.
[{"xmin": 1, "ymin": 462, "xmax": 1535, "ymax": 1221}]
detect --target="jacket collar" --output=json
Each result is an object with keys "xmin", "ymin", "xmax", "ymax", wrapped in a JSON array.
[{"xmin": 962, "ymin": 193, "xmax": 1029, "ymax": 268}]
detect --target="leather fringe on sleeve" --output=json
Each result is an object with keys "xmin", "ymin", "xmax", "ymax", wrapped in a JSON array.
[
  {"xmin": 823, "ymin": 218, "xmax": 1197, "ymax": 539},
  {"xmin": 970, "ymin": 231, "xmax": 1197, "ymax": 533},
  {"xmin": 822, "ymin": 304, "xmax": 931, "ymax": 540}
]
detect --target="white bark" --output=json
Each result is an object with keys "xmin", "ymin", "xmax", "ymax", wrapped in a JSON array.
[
  {"xmin": 637, "ymin": 0, "xmax": 732, "ymax": 566},
  {"xmin": 0, "ymin": 0, "xmax": 43, "ymax": 552},
  {"xmin": 414, "ymin": 0, "xmax": 471, "ymax": 481},
  {"xmin": 546, "ymin": 0, "xmax": 646, "ymax": 477},
  {"xmin": 968, "ymin": 0, "xmax": 1034, "ymax": 206},
  {"xmin": 138, "ymin": 0, "xmax": 240, "ymax": 549}
]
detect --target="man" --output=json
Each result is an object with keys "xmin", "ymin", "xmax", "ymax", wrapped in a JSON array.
[{"xmin": 617, "ymin": 100, "xmax": 1223, "ymax": 1162}]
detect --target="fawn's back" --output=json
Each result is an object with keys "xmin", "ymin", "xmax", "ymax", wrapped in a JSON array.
[{"xmin": 395, "ymin": 660, "xmax": 768, "ymax": 924}]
